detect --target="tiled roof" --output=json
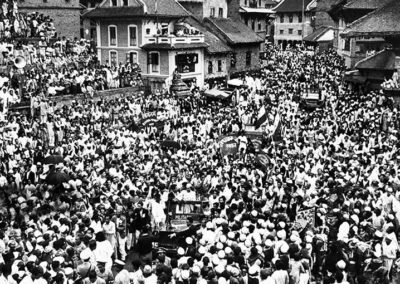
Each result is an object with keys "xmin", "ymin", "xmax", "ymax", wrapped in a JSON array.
[
  {"xmin": 355, "ymin": 49, "xmax": 400, "ymax": 70},
  {"xmin": 342, "ymin": 0, "xmax": 400, "ymax": 38},
  {"xmin": 273, "ymin": 0, "xmax": 315, "ymax": 13},
  {"xmin": 184, "ymin": 17, "xmax": 232, "ymax": 54},
  {"xmin": 343, "ymin": 0, "xmax": 390, "ymax": 10},
  {"xmin": 85, "ymin": 0, "xmax": 188, "ymax": 18},
  {"xmin": 303, "ymin": 26, "xmax": 333, "ymax": 42},
  {"xmin": 203, "ymin": 17, "xmax": 264, "ymax": 45},
  {"xmin": 143, "ymin": 0, "xmax": 189, "ymax": 16},
  {"xmin": 84, "ymin": 6, "xmax": 144, "ymax": 18},
  {"xmin": 141, "ymin": 42, "xmax": 208, "ymax": 50}
]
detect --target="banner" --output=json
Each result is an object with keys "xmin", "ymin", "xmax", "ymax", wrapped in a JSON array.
[
  {"xmin": 140, "ymin": 110, "xmax": 167, "ymax": 128},
  {"xmin": 219, "ymin": 135, "xmax": 239, "ymax": 157},
  {"xmin": 292, "ymin": 208, "xmax": 315, "ymax": 232}
]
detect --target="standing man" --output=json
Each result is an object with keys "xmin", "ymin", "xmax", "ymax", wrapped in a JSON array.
[{"xmin": 114, "ymin": 260, "xmax": 130, "ymax": 284}]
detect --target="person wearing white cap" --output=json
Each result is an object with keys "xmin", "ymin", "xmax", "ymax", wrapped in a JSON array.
[
  {"xmin": 78, "ymin": 249, "xmax": 96, "ymax": 279},
  {"xmin": 114, "ymin": 260, "xmax": 129, "ymax": 284}
]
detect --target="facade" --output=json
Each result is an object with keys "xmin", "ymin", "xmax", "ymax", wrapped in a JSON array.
[
  {"xmin": 273, "ymin": 0, "xmax": 316, "ymax": 47},
  {"xmin": 329, "ymin": 0, "xmax": 392, "ymax": 68},
  {"xmin": 85, "ymin": 0, "xmax": 207, "ymax": 89},
  {"xmin": 227, "ymin": 0, "xmax": 275, "ymax": 45},
  {"xmin": 17, "ymin": 0, "xmax": 81, "ymax": 39},
  {"xmin": 203, "ymin": 17, "xmax": 263, "ymax": 76},
  {"xmin": 341, "ymin": 0, "xmax": 400, "ymax": 86},
  {"xmin": 179, "ymin": 0, "xmax": 228, "ymax": 18},
  {"xmin": 314, "ymin": 0, "xmax": 336, "ymax": 28}
]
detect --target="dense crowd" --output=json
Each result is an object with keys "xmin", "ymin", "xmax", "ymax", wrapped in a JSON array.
[
  {"xmin": 0, "ymin": 43, "xmax": 400, "ymax": 284},
  {"xmin": 0, "ymin": 0, "xmax": 143, "ymax": 117}
]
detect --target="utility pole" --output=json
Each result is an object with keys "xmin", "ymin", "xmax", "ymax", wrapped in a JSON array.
[{"xmin": 302, "ymin": 0, "xmax": 305, "ymax": 40}]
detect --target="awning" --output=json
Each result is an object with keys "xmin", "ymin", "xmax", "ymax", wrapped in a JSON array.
[
  {"xmin": 343, "ymin": 70, "xmax": 367, "ymax": 83},
  {"xmin": 239, "ymin": 7, "xmax": 275, "ymax": 14},
  {"xmin": 141, "ymin": 42, "xmax": 208, "ymax": 51}
]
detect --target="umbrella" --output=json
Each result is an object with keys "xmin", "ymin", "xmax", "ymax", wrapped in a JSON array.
[
  {"xmin": 44, "ymin": 155, "xmax": 64, "ymax": 165},
  {"xmin": 161, "ymin": 140, "xmax": 181, "ymax": 149},
  {"xmin": 46, "ymin": 171, "xmax": 71, "ymax": 185}
]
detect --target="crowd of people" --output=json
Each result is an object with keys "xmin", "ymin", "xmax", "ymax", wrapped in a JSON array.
[
  {"xmin": 0, "ymin": 41, "xmax": 400, "ymax": 284},
  {"xmin": 0, "ymin": 0, "xmax": 143, "ymax": 118}
]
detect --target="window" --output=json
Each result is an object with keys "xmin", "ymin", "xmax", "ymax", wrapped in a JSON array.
[
  {"xmin": 259, "ymin": 0, "xmax": 262, "ymax": 7},
  {"xmin": 146, "ymin": 28, "xmax": 151, "ymax": 35},
  {"xmin": 298, "ymin": 13, "xmax": 302, "ymax": 23},
  {"xmin": 251, "ymin": 20, "xmax": 255, "ymax": 30},
  {"xmin": 111, "ymin": 0, "xmax": 117, "ymax": 6},
  {"xmin": 123, "ymin": 0, "xmax": 128, "ymax": 5},
  {"xmin": 128, "ymin": 25, "xmax": 137, "ymax": 46},
  {"xmin": 288, "ymin": 29, "xmax": 293, "ymax": 34},
  {"xmin": 244, "ymin": 0, "xmax": 248, "ymax": 6},
  {"xmin": 231, "ymin": 53, "xmax": 236, "ymax": 68},
  {"xmin": 298, "ymin": 30, "xmax": 302, "ymax": 36},
  {"xmin": 217, "ymin": 60, "xmax": 222, "ymax": 72},
  {"xmin": 126, "ymin": 52, "xmax": 138, "ymax": 64},
  {"xmin": 218, "ymin": 8, "xmax": 223, "ymax": 17},
  {"xmin": 43, "ymin": 0, "xmax": 48, "ymax": 2},
  {"xmin": 289, "ymin": 14, "xmax": 293, "ymax": 23},
  {"xmin": 245, "ymin": 18, "xmax": 249, "ymax": 26},
  {"xmin": 280, "ymin": 15, "xmax": 284, "ymax": 23},
  {"xmin": 210, "ymin": 7, "xmax": 215, "ymax": 17},
  {"xmin": 176, "ymin": 53, "xmax": 198, "ymax": 73},
  {"xmin": 246, "ymin": 51, "xmax": 251, "ymax": 66},
  {"xmin": 108, "ymin": 25, "xmax": 117, "ymax": 46},
  {"xmin": 161, "ymin": 23, "xmax": 168, "ymax": 35},
  {"xmin": 249, "ymin": 0, "xmax": 257, "ymax": 8},
  {"xmin": 258, "ymin": 20, "xmax": 262, "ymax": 31},
  {"xmin": 280, "ymin": 30, "xmax": 284, "ymax": 35},
  {"xmin": 208, "ymin": 61, "xmax": 213, "ymax": 74},
  {"xmin": 110, "ymin": 51, "xmax": 118, "ymax": 66},
  {"xmin": 148, "ymin": 52, "xmax": 160, "ymax": 73},
  {"xmin": 344, "ymin": 38, "xmax": 351, "ymax": 51}
]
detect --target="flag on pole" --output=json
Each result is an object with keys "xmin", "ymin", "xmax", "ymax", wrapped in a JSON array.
[{"xmin": 254, "ymin": 105, "xmax": 267, "ymax": 129}]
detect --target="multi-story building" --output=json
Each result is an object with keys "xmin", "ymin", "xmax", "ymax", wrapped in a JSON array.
[
  {"xmin": 179, "ymin": 0, "xmax": 228, "ymax": 18},
  {"xmin": 203, "ymin": 17, "xmax": 263, "ymax": 76},
  {"xmin": 273, "ymin": 0, "xmax": 316, "ymax": 47},
  {"xmin": 17, "ymin": 0, "xmax": 81, "ymax": 39},
  {"xmin": 328, "ymin": 0, "xmax": 392, "ymax": 68},
  {"xmin": 227, "ymin": 0, "xmax": 275, "ymax": 45},
  {"xmin": 178, "ymin": 0, "xmax": 263, "ymax": 79},
  {"xmin": 85, "ymin": 0, "xmax": 207, "ymax": 90}
]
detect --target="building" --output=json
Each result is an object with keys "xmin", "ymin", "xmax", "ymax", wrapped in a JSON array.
[
  {"xmin": 17, "ymin": 0, "xmax": 81, "ymax": 39},
  {"xmin": 314, "ymin": 0, "xmax": 336, "ymax": 28},
  {"xmin": 178, "ymin": 0, "xmax": 264, "ymax": 79},
  {"xmin": 203, "ymin": 17, "xmax": 263, "ymax": 76},
  {"xmin": 184, "ymin": 17, "xmax": 232, "ymax": 85},
  {"xmin": 227, "ymin": 0, "xmax": 275, "ymax": 45},
  {"xmin": 303, "ymin": 26, "xmax": 334, "ymax": 51},
  {"xmin": 178, "ymin": 0, "xmax": 228, "ymax": 18},
  {"xmin": 273, "ymin": 0, "xmax": 317, "ymax": 47},
  {"xmin": 328, "ymin": 0, "xmax": 392, "ymax": 68},
  {"xmin": 85, "ymin": 0, "xmax": 208, "ymax": 90},
  {"xmin": 341, "ymin": 0, "xmax": 400, "ymax": 88}
]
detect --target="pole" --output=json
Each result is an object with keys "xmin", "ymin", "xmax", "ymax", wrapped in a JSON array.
[{"xmin": 302, "ymin": 0, "xmax": 305, "ymax": 40}]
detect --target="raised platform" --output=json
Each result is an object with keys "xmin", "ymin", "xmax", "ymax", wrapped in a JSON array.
[{"xmin": 9, "ymin": 85, "xmax": 146, "ymax": 113}]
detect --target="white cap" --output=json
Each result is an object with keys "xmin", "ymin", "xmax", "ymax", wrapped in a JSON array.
[{"xmin": 80, "ymin": 248, "xmax": 91, "ymax": 261}]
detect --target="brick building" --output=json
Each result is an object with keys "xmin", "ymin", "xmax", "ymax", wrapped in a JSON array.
[
  {"xmin": 227, "ymin": 0, "xmax": 275, "ymax": 45},
  {"xmin": 85, "ymin": 0, "xmax": 207, "ymax": 89},
  {"xmin": 179, "ymin": 0, "xmax": 228, "ymax": 18},
  {"xmin": 17, "ymin": 0, "xmax": 81, "ymax": 39},
  {"xmin": 273, "ymin": 0, "xmax": 316, "ymax": 47},
  {"xmin": 329, "ymin": 0, "xmax": 392, "ymax": 68},
  {"xmin": 202, "ymin": 17, "xmax": 263, "ymax": 76}
]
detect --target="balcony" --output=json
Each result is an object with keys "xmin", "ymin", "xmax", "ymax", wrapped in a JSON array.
[{"xmin": 143, "ymin": 34, "xmax": 205, "ymax": 46}]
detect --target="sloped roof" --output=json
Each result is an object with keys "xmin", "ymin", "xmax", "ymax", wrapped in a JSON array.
[
  {"xmin": 203, "ymin": 17, "xmax": 263, "ymax": 45},
  {"xmin": 274, "ymin": 0, "xmax": 315, "ymax": 13},
  {"xmin": 141, "ymin": 42, "xmax": 208, "ymax": 50},
  {"xmin": 355, "ymin": 49, "xmax": 400, "ymax": 70},
  {"xmin": 85, "ymin": 0, "xmax": 188, "ymax": 18},
  {"xmin": 184, "ymin": 17, "xmax": 231, "ymax": 54},
  {"xmin": 143, "ymin": 0, "xmax": 189, "ymax": 16},
  {"xmin": 85, "ymin": 6, "xmax": 143, "ymax": 18},
  {"xmin": 303, "ymin": 26, "xmax": 333, "ymax": 42},
  {"xmin": 343, "ymin": 0, "xmax": 390, "ymax": 10},
  {"xmin": 342, "ymin": 0, "xmax": 400, "ymax": 38}
]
